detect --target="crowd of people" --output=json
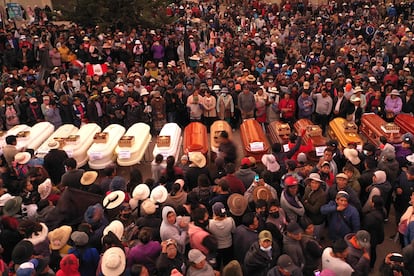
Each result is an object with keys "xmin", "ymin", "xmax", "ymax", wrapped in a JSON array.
[{"xmin": 1, "ymin": 0, "xmax": 414, "ymax": 275}]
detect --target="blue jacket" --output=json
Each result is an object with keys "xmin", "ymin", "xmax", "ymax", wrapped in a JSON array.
[{"xmin": 320, "ymin": 200, "xmax": 360, "ymax": 241}]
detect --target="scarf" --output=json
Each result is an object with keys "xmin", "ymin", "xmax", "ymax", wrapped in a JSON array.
[{"xmin": 283, "ymin": 189, "xmax": 301, "ymax": 208}]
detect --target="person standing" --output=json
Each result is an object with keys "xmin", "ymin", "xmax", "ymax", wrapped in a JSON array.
[
  {"xmin": 43, "ymin": 140, "xmax": 69, "ymax": 185},
  {"xmin": 187, "ymin": 89, "xmax": 204, "ymax": 122},
  {"xmin": 238, "ymin": 85, "xmax": 255, "ymax": 119},
  {"xmin": 244, "ymin": 230, "xmax": 281, "ymax": 275},
  {"xmin": 312, "ymin": 87, "xmax": 333, "ymax": 135},
  {"xmin": 202, "ymin": 89, "xmax": 217, "ymax": 132},
  {"xmin": 151, "ymin": 91, "xmax": 167, "ymax": 133},
  {"xmin": 217, "ymin": 88, "xmax": 234, "ymax": 124},
  {"xmin": 321, "ymin": 191, "xmax": 360, "ymax": 242},
  {"xmin": 1, "ymin": 96, "xmax": 20, "ymax": 130},
  {"xmin": 278, "ymin": 91, "xmax": 296, "ymax": 125},
  {"xmin": 321, "ymin": 239, "xmax": 354, "ymax": 276}
]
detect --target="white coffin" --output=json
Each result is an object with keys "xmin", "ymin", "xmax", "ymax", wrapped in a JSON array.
[
  {"xmin": 14, "ymin": 122, "xmax": 54, "ymax": 151},
  {"xmin": 36, "ymin": 124, "xmax": 79, "ymax": 157},
  {"xmin": 0, "ymin": 124, "xmax": 31, "ymax": 152},
  {"xmin": 88, "ymin": 124, "xmax": 126, "ymax": 169},
  {"xmin": 116, "ymin": 123, "xmax": 151, "ymax": 166},
  {"xmin": 63, "ymin": 123, "xmax": 101, "ymax": 168},
  {"xmin": 152, "ymin": 123, "xmax": 182, "ymax": 163}
]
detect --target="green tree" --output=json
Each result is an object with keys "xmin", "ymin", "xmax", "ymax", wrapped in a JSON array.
[{"xmin": 53, "ymin": 0, "xmax": 176, "ymax": 29}]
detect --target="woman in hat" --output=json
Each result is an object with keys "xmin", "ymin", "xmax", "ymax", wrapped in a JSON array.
[
  {"xmin": 384, "ymin": 89, "xmax": 402, "ymax": 121},
  {"xmin": 302, "ymin": 173, "xmax": 327, "ymax": 239},
  {"xmin": 216, "ymin": 87, "xmax": 234, "ymax": 124}
]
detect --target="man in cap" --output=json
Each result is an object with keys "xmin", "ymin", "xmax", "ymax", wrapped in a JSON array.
[
  {"xmin": 233, "ymin": 211, "xmax": 259, "ymax": 263},
  {"xmin": 244, "ymin": 230, "xmax": 281, "ymax": 275},
  {"xmin": 283, "ymin": 222, "xmax": 305, "ymax": 269},
  {"xmin": 321, "ymin": 191, "xmax": 360, "ymax": 241},
  {"xmin": 344, "ymin": 230, "xmax": 371, "ymax": 276},
  {"xmin": 267, "ymin": 254, "xmax": 302, "ymax": 276},
  {"xmin": 327, "ymin": 172, "xmax": 362, "ymax": 211}
]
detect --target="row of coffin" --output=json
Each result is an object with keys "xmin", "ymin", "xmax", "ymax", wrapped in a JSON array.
[
  {"xmin": 0, "ymin": 113, "xmax": 412, "ymax": 168},
  {"xmin": 156, "ymin": 113, "xmax": 414, "ymax": 164}
]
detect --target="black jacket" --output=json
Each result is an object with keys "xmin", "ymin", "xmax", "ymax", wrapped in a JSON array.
[{"xmin": 244, "ymin": 242, "xmax": 281, "ymax": 276}]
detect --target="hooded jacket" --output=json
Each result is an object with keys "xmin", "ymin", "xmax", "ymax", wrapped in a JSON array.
[
  {"xmin": 344, "ymin": 233, "xmax": 370, "ymax": 276},
  {"xmin": 56, "ymin": 254, "xmax": 80, "ymax": 276},
  {"xmin": 159, "ymin": 206, "xmax": 187, "ymax": 253}
]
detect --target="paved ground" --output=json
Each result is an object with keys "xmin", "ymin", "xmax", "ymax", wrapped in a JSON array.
[{"xmin": 111, "ymin": 127, "xmax": 401, "ymax": 275}]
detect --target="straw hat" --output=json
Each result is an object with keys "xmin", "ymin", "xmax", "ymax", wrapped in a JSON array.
[
  {"xmin": 390, "ymin": 89, "xmax": 400, "ymax": 96},
  {"xmin": 48, "ymin": 140, "xmax": 60, "ymax": 150},
  {"xmin": 103, "ymin": 220, "xmax": 124, "ymax": 241},
  {"xmin": 132, "ymin": 184, "xmax": 150, "ymax": 200},
  {"xmin": 227, "ymin": 193, "xmax": 248, "ymax": 216},
  {"xmin": 344, "ymin": 148, "xmax": 361, "ymax": 165},
  {"xmin": 150, "ymin": 185, "xmax": 168, "ymax": 203},
  {"xmin": 101, "ymin": 87, "xmax": 111, "ymax": 94},
  {"xmin": 261, "ymin": 154, "xmax": 280, "ymax": 172},
  {"xmin": 101, "ymin": 247, "xmax": 126, "ymax": 276},
  {"xmin": 141, "ymin": 198, "xmax": 157, "ymax": 215},
  {"xmin": 0, "ymin": 193, "xmax": 14, "ymax": 207},
  {"xmin": 3, "ymin": 196, "xmax": 22, "ymax": 216},
  {"xmin": 305, "ymin": 173, "xmax": 324, "ymax": 184},
  {"xmin": 38, "ymin": 178, "xmax": 52, "ymax": 200},
  {"xmin": 103, "ymin": 191, "xmax": 125, "ymax": 209},
  {"xmin": 189, "ymin": 152, "xmax": 206, "ymax": 168},
  {"xmin": 253, "ymin": 186, "xmax": 273, "ymax": 202},
  {"xmin": 80, "ymin": 171, "xmax": 98, "ymax": 186},
  {"xmin": 246, "ymin": 75, "xmax": 256, "ymax": 82},
  {"xmin": 48, "ymin": 225, "xmax": 72, "ymax": 250},
  {"xmin": 14, "ymin": 152, "xmax": 31, "ymax": 165}
]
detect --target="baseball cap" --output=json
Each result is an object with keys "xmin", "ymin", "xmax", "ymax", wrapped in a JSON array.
[{"xmin": 258, "ymin": 230, "xmax": 273, "ymax": 242}]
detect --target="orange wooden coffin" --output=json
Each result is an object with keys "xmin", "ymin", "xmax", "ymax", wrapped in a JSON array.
[
  {"xmin": 328, "ymin": 118, "xmax": 364, "ymax": 150},
  {"xmin": 268, "ymin": 121, "xmax": 291, "ymax": 145},
  {"xmin": 395, "ymin": 114, "xmax": 414, "ymax": 135},
  {"xmin": 210, "ymin": 120, "xmax": 233, "ymax": 154},
  {"xmin": 294, "ymin": 119, "xmax": 327, "ymax": 161},
  {"xmin": 360, "ymin": 113, "xmax": 403, "ymax": 146},
  {"xmin": 240, "ymin": 119, "xmax": 270, "ymax": 160},
  {"xmin": 183, "ymin": 122, "xmax": 208, "ymax": 155}
]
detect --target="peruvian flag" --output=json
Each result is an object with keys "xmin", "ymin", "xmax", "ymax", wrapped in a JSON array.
[
  {"xmin": 86, "ymin": 63, "xmax": 108, "ymax": 76},
  {"xmin": 71, "ymin": 59, "xmax": 84, "ymax": 69}
]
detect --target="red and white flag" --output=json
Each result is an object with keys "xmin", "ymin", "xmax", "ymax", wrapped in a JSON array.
[
  {"xmin": 71, "ymin": 59, "xmax": 84, "ymax": 69},
  {"xmin": 86, "ymin": 63, "xmax": 108, "ymax": 76}
]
